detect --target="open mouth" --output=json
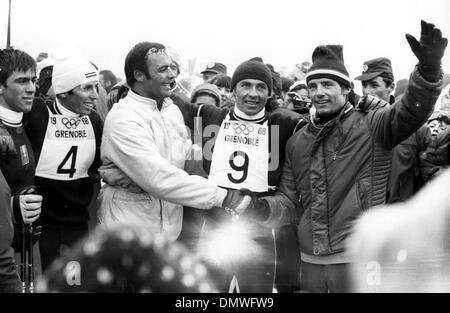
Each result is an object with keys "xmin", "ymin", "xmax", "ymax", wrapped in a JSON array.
[{"xmin": 83, "ymin": 102, "xmax": 94, "ymax": 111}]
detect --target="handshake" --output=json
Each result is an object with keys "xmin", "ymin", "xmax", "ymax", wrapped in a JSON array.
[{"xmin": 221, "ymin": 188, "xmax": 271, "ymax": 222}]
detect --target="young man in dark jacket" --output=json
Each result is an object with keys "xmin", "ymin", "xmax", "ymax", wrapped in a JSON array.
[
  {"xmin": 354, "ymin": 57, "xmax": 431, "ymax": 203},
  {"xmin": 0, "ymin": 48, "xmax": 43, "ymax": 286},
  {"xmin": 0, "ymin": 169, "xmax": 21, "ymax": 292},
  {"xmin": 233, "ymin": 20, "xmax": 447, "ymax": 292}
]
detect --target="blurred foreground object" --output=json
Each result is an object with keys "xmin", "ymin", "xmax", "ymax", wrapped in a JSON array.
[
  {"xmin": 36, "ymin": 224, "xmax": 218, "ymax": 292},
  {"xmin": 348, "ymin": 168, "xmax": 450, "ymax": 292}
]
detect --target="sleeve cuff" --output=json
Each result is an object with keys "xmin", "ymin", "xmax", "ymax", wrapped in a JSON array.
[{"xmin": 214, "ymin": 187, "xmax": 228, "ymax": 208}]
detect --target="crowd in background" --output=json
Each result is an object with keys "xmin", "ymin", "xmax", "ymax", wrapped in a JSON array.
[{"xmin": 0, "ymin": 20, "xmax": 449, "ymax": 293}]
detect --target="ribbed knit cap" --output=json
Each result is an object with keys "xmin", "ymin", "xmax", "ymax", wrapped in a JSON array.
[
  {"xmin": 230, "ymin": 59, "xmax": 273, "ymax": 95},
  {"xmin": 306, "ymin": 45, "xmax": 351, "ymax": 88}
]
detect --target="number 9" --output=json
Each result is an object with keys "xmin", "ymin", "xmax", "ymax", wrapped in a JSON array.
[{"xmin": 227, "ymin": 151, "xmax": 249, "ymax": 184}]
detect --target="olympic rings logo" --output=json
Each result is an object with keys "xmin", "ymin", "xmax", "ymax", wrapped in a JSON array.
[
  {"xmin": 62, "ymin": 118, "xmax": 81, "ymax": 130},
  {"xmin": 232, "ymin": 122, "xmax": 254, "ymax": 135}
]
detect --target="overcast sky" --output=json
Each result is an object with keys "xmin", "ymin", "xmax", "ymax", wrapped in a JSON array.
[{"xmin": 1, "ymin": 0, "xmax": 449, "ymax": 91}]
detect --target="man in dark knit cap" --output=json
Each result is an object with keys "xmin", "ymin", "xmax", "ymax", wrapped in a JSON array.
[
  {"xmin": 175, "ymin": 57, "xmax": 305, "ymax": 292},
  {"xmin": 235, "ymin": 20, "xmax": 447, "ymax": 292}
]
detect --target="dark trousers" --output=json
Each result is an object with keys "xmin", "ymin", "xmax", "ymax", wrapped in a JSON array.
[
  {"xmin": 299, "ymin": 261, "xmax": 352, "ymax": 293},
  {"xmin": 274, "ymin": 224, "xmax": 301, "ymax": 292},
  {"xmin": 39, "ymin": 224, "xmax": 88, "ymax": 272}
]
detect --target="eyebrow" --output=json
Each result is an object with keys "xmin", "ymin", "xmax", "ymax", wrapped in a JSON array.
[{"xmin": 14, "ymin": 76, "xmax": 36, "ymax": 81}]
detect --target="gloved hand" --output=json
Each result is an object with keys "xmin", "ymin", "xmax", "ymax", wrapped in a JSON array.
[
  {"xmin": 239, "ymin": 189, "xmax": 272, "ymax": 222},
  {"xmin": 0, "ymin": 124, "xmax": 17, "ymax": 162},
  {"xmin": 222, "ymin": 189, "xmax": 253, "ymax": 217},
  {"xmin": 405, "ymin": 20, "xmax": 448, "ymax": 82},
  {"xmin": 223, "ymin": 189, "xmax": 272, "ymax": 223}
]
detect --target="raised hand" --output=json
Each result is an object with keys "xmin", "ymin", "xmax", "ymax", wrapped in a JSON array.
[{"xmin": 406, "ymin": 20, "xmax": 448, "ymax": 81}]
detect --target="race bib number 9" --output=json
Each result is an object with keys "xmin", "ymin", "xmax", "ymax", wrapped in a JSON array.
[{"xmin": 209, "ymin": 117, "xmax": 269, "ymax": 192}]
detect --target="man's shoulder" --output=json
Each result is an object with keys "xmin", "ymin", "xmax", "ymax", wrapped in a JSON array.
[
  {"xmin": 27, "ymin": 97, "xmax": 51, "ymax": 125},
  {"xmin": 88, "ymin": 110, "xmax": 104, "ymax": 129},
  {"xmin": 269, "ymin": 107, "xmax": 301, "ymax": 122}
]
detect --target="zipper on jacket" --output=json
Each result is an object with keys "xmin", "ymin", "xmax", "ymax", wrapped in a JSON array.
[
  {"xmin": 333, "ymin": 151, "xmax": 338, "ymax": 161},
  {"xmin": 159, "ymin": 200, "xmax": 163, "ymax": 231}
]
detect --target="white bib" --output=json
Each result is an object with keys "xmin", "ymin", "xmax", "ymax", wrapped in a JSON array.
[
  {"xmin": 35, "ymin": 108, "xmax": 96, "ymax": 181},
  {"xmin": 209, "ymin": 114, "xmax": 269, "ymax": 192}
]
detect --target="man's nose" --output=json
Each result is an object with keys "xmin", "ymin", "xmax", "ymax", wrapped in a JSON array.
[
  {"xmin": 248, "ymin": 86, "xmax": 258, "ymax": 97},
  {"xmin": 26, "ymin": 80, "xmax": 36, "ymax": 93},
  {"xmin": 315, "ymin": 85, "xmax": 326, "ymax": 97},
  {"xmin": 362, "ymin": 86, "xmax": 373, "ymax": 96},
  {"xmin": 89, "ymin": 87, "xmax": 99, "ymax": 100}
]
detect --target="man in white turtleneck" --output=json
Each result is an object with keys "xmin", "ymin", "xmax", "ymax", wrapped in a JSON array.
[
  {"xmin": 97, "ymin": 42, "xmax": 250, "ymax": 247},
  {"xmin": 25, "ymin": 52, "xmax": 104, "ymax": 271}
]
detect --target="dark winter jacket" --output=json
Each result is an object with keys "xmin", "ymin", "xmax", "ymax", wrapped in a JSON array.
[{"xmin": 262, "ymin": 67, "xmax": 442, "ymax": 258}]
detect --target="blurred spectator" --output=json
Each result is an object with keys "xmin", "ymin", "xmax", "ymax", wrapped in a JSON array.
[
  {"xmin": 284, "ymin": 80, "xmax": 311, "ymax": 115},
  {"xmin": 99, "ymin": 70, "xmax": 118, "ymax": 94},
  {"xmin": 200, "ymin": 62, "xmax": 227, "ymax": 83},
  {"xmin": 394, "ymin": 78, "xmax": 409, "ymax": 99},
  {"xmin": 420, "ymin": 125, "xmax": 450, "ymax": 182},
  {"xmin": 190, "ymin": 83, "xmax": 221, "ymax": 107},
  {"xmin": 427, "ymin": 111, "xmax": 450, "ymax": 138},
  {"xmin": 208, "ymin": 74, "xmax": 233, "ymax": 106},
  {"xmin": 35, "ymin": 52, "xmax": 48, "ymax": 63},
  {"xmin": 280, "ymin": 76, "xmax": 294, "ymax": 103},
  {"xmin": 291, "ymin": 61, "xmax": 311, "ymax": 81},
  {"xmin": 436, "ymin": 84, "xmax": 450, "ymax": 112}
]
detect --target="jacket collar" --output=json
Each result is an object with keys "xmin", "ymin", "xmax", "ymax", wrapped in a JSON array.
[{"xmin": 127, "ymin": 90, "xmax": 172, "ymax": 110}]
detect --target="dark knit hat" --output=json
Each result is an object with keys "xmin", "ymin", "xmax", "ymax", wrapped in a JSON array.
[
  {"xmin": 230, "ymin": 59, "xmax": 273, "ymax": 95},
  {"xmin": 354, "ymin": 57, "xmax": 394, "ymax": 82},
  {"xmin": 306, "ymin": 45, "xmax": 351, "ymax": 88}
]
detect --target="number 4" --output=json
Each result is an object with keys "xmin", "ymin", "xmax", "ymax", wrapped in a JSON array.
[{"xmin": 57, "ymin": 146, "xmax": 78, "ymax": 178}]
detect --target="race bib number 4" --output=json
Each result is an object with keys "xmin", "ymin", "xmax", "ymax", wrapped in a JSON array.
[{"xmin": 35, "ymin": 114, "xmax": 96, "ymax": 181}]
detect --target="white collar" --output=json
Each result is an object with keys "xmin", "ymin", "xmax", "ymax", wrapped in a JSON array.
[
  {"xmin": 234, "ymin": 106, "xmax": 266, "ymax": 121},
  {"xmin": 128, "ymin": 90, "xmax": 172, "ymax": 109},
  {"xmin": 55, "ymin": 99, "xmax": 80, "ymax": 117},
  {"xmin": 0, "ymin": 106, "xmax": 23, "ymax": 127}
]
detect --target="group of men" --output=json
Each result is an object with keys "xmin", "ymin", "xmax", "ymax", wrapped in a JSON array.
[{"xmin": 0, "ymin": 20, "xmax": 448, "ymax": 293}]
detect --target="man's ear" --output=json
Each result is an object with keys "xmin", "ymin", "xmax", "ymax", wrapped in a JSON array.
[
  {"xmin": 342, "ymin": 85, "xmax": 351, "ymax": 96},
  {"xmin": 134, "ymin": 70, "xmax": 147, "ymax": 83},
  {"xmin": 0, "ymin": 83, "xmax": 6, "ymax": 95},
  {"xmin": 388, "ymin": 82, "xmax": 395, "ymax": 93}
]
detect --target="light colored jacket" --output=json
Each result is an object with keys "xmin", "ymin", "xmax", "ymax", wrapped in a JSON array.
[{"xmin": 97, "ymin": 90, "xmax": 226, "ymax": 242}]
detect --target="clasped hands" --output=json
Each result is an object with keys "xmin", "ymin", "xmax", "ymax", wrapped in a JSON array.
[{"xmin": 221, "ymin": 189, "xmax": 270, "ymax": 222}]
